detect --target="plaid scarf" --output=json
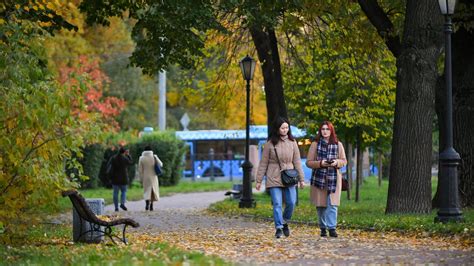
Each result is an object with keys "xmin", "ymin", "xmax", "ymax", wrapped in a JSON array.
[{"xmin": 311, "ymin": 140, "xmax": 338, "ymax": 193}]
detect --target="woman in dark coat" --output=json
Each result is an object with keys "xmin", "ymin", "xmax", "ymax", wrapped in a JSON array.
[{"xmin": 110, "ymin": 147, "xmax": 133, "ymax": 211}]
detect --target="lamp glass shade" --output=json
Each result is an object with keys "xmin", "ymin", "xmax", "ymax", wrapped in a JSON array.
[
  {"xmin": 438, "ymin": 0, "xmax": 456, "ymax": 15},
  {"xmin": 239, "ymin": 55, "xmax": 256, "ymax": 81}
]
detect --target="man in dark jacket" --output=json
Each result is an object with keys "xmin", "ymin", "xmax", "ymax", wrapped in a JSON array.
[{"xmin": 110, "ymin": 147, "xmax": 133, "ymax": 211}]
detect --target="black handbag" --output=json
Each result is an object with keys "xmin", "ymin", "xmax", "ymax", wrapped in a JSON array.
[
  {"xmin": 273, "ymin": 146, "xmax": 299, "ymax": 186},
  {"xmin": 341, "ymin": 176, "xmax": 349, "ymax": 191}
]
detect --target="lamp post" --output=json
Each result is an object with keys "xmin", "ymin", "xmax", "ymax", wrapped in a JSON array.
[
  {"xmin": 239, "ymin": 55, "xmax": 256, "ymax": 208},
  {"xmin": 435, "ymin": 0, "xmax": 463, "ymax": 223}
]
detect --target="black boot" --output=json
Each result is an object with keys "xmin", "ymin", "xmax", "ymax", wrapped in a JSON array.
[
  {"xmin": 275, "ymin": 228, "xmax": 283, "ymax": 239},
  {"xmin": 320, "ymin": 228, "xmax": 327, "ymax": 237},
  {"xmin": 282, "ymin": 224, "xmax": 290, "ymax": 237},
  {"xmin": 329, "ymin": 229, "xmax": 338, "ymax": 238},
  {"xmin": 145, "ymin": 200, "xmax": 150, "ymax": 211},
  {"xmin": 149, "ymin": 201, "xmax": 153, "ymax": 211}
]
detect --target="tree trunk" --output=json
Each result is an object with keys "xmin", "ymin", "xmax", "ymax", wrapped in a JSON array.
[
  {"xmin": 378, "ymin": 152, "xmax": 383, "ymax": 187},
  {"xmin": 453, "ymin": 25, "xmax": 474, "ymax": 207},
  {"xmin": 386, "ymin": 1, "xmax": 443, "ymax": 214},
  {"xmin": 434, "ymin": 13, "xmax": 474, "ymax": 208},
  {"xmin": 356, "ymin": 132, "xmax": 362, "ymax": 202},
  {"xmin": 346, "ymin": 140, "xmax": 353, "ymax": 200},
  {"xmin": 250, "ymin": 26, "xmax": 287, "ymax": 130},
  {"xmin": 433, "ymin": 48, "xmax": 446, "ymax": 210}
]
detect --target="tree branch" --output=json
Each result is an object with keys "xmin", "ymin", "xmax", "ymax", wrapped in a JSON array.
[
  {"xmin": 357, "ymin": 0, "xmax": 401, "ymax": 58},
  {"xmin": 0, "ymin": 133, "xmax": 67, "ymax": 195}
]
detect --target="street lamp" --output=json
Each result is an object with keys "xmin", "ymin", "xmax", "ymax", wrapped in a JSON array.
[
  {"xmin": 435, "ymin": 0, "xmax": 463, "ymax": 223},
  {"xmin": 239, "ymin": 55, "xmax": 256, "ymax": 208}
]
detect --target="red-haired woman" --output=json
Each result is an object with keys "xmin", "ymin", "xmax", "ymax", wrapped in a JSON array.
[{"xmin": 306, "ymin": 121, "xmax": 347, "ymax": 237}]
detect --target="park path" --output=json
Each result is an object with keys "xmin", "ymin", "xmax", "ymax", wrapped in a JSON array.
[{"xmin": 104, "ymin": 192, "xmax": 473, "ymax": 265}]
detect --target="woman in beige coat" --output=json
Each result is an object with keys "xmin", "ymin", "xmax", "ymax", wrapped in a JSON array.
[
  {"xmin": 138, "ymin": 146, "xmax": 163, "ymax": 211},
  {"xmin": 306, "ymin": 121, "xmax": 347, "ymax": 237},
  {"xmin": 256, "ymin": 117, "xmax": 305, "ymax": 238}
]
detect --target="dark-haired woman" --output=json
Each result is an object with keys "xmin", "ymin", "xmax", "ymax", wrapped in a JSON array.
[
  {"xmin": 306, "ymin": 121, "xmax": 347, "ymax": 237},
  {"xmin": 256, "ymin": 117, "xmax": 305, "ymax": 238},
  {"xmin": 138, "ymin": 145, "xmax": 163, "ymax": 211},
  {"xmin": 110, "ymin": 146, "xmax": 133, "ymax": 212}
]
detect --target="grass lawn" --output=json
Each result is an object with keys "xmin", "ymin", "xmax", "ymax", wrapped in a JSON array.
[
  {"xmin": 2, "ymin": 180, "xmax": 237, "ymax": 265},
  {"xmin": 209, "ymin": 176, "xmax": 474, "ymax": 237},
  {"xmin": 0, "ymin": 223, "xmax": 228, "ymax": 265}
]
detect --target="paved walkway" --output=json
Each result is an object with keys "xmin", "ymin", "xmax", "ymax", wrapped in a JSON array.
[
  {"xmin": 104, "ymin": 191, "xmax": 258, "ymax": 231},
  {"xmin": 104, "ymin": 192, "xmax": 473, "ymax": 265}
]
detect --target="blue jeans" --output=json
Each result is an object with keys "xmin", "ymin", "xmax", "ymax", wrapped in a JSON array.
[
  {"xmin": 269, "ymin": 186, "xmax": 297, "ymax": 229},
  {"xmin": 316, "ymin": 193, "xmax": 338, "ymax": 229},
  {"xmin": 112, "ymin": 185, "xmax": 127, "ymax": 209}
]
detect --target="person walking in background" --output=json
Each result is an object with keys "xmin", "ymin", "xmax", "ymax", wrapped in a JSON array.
[
  {"xmin": 110, "ymin": 147, "xmax": 133, "ymax": 212},
  {"xmin": 255, "ymin": 116, "xmax": 305, "ymax": 238},
  {"xmin": 138, "ymin": 145, "xmax": 163, "ymax": 211},
  {"xmin": 306, "ymin": 121, "xmax": 347, "ymax": 237}
]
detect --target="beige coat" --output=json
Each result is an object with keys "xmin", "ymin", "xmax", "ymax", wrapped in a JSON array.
[
  {"xmin": 138, "ymin": 151, "xmax": 163, "ymax": 201},
  {"xmin": 306, "ymin": 141, "xmax": 347, "ymax": 206},
  {"xmin": 256, "ymin": 138, "xmax": 305, "ymax": 188}
]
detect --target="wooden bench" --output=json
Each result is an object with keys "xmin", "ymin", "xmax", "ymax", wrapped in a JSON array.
[
  {"xmin": 224, "ymin": 190, "xmax": 241, "ymax": 199},
  {"xmin": 62, "ymin": 190, "xmax": 139, "ymax": 244}
]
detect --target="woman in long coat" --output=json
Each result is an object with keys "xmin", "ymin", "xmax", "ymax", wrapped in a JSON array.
[
  {"xmin": 138, "ymin": 146, "xmax": 163, "ymax": 211},
  {"xmin": 306, "ymin": 121, "xmax": 347, "ymax": 237},
  {"xmin": 255, "ymin": 116, "xmax": 305, "ymax": 238}
]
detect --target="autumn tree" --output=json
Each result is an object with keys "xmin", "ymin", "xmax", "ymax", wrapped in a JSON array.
[
  {"xmin": 42, "ymin": 0, "xmax": 160, "ymax": 131},
  {"xmin": 165, "ymin": 37, "xmax": 268, "ymax": 130},
  {"xmin": 0, "ymin": 2, "xmax": 102, "ymax": 241},
  {"xmin": 78, "ymin": 1, "xmax": 310, "ymax": 129},
  {"xmin": 58, "ymin": 56, "xmax": 126, "ymax": 131},
  {"xmin": 284, "ymin": 2, "xmax": 396, "ymax": 201}
]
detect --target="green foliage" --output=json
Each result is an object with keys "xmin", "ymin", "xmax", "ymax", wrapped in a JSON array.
[
  {"xmin": 132, "ymin": 132, "xmax": 187, "ymax": 187},
  {"xmin": 66, "ymin": 144, "xmax": 108, "ymax": 189},
  {"xmin": 78, "ymin": 144, "xmax": 106, "ymax": 189},
  {"xmin": 101, "ymin": 54, "xmax": 158, "ymax": 131},
  {"xmin": 284, "ymin": 2, "xmax": 396, "ymax": 150},
  {"xmin": 79, "ymin": 0, "xmax": 224, "ymax": 74},
  {"xmin": 0, "ymin": 19, "xmax": 102, "ymax": 242},
  {"xmin": 209, "ymin": 176, "xmax": 473, "ymax": 236}
]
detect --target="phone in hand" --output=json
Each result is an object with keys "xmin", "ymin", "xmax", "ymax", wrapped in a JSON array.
[{"xmin": 326, "ymin": 160, "xmax": 334, "ymax": 165}]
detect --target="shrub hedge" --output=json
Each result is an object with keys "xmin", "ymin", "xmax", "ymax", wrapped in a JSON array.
[
  {"xmin": 132, "ymin": 132, "xmax": 187, "ymax": 186},
  {"xmin": 79, "ymin": 131, "xmax": 186, "ymax": 188},
  {"xmin": 79, "ymin": 144, "xmax": 106, "ymax": 188}
]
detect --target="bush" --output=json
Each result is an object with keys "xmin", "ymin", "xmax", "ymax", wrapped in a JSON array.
[
  {"xmin": 94, "ymin": 131, "xmax": 186, "ymax": 188},
  {"xmin": 132, "ymin": 132, "xmax": 186, "ymax": 186},
  {"xmin": 0, "ymin": 21, "xmax": 102, "ymax": 243},
  {"xmin": 78, "ymin": 144, "xmax": 106, "ymax": 188},
  {"xmin": 97, "ymin": 147, "xmax": 119, "ymax": 188}
]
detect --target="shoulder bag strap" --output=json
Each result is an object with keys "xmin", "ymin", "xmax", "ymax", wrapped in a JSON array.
[{"xmin": 273, "ymin": 146, "xmax": 282, "ymax": 171}]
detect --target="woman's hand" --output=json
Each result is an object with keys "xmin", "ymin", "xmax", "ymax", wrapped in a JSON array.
[
  {"xmin": 323, "ymin": 160, "xmax": 337, "ymax": 167},
  {"xmin": 256, "ymin": 182, "xmax": 261, "ymax": 191},
  {"xmin": 299, "ymin": 181, "xmax": 305, "ymax": 189}
]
